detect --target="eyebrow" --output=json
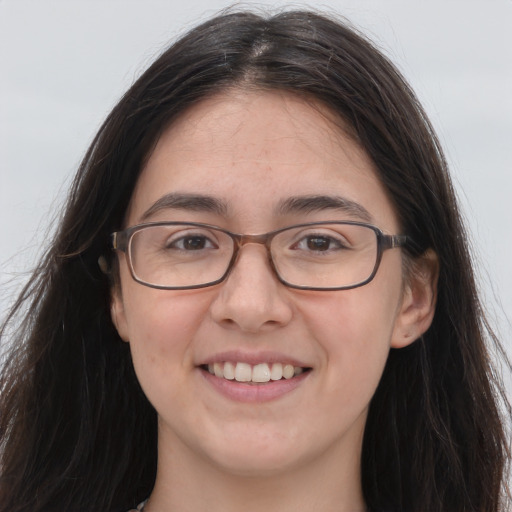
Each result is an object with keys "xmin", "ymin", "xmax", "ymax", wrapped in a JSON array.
[
  {"xmin": 139, "ymin": 192, "xmax": 228, "ymax": 221},
  {"xmin": 139, "ymin": 192, "xmax": 372, "ymax": 223},
  {"xmin": 277, "ymin": 195, "xmax": 373, "ymax": 222}
]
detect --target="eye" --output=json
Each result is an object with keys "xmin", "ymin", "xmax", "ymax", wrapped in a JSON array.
[
  {"xmin": 293, "ymin": 233, "xmax": 347, "ymax": 252},
  {"xmin": 305, "ymin": 236, "xmax": 338, "ymax": 251},
  {"xmin": 166, "ymin": 232, "xmax": 218, "ymax": 251}
]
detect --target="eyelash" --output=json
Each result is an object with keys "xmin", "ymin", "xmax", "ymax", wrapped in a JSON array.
[{"xmin": 166, "ymin": 232, "xmax": 218, "ymax": 251}]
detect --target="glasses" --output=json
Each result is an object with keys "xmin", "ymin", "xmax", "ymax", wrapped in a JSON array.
[{"xmin": 111, "ymin": 221, "xmax": 408, "ymax": 291}]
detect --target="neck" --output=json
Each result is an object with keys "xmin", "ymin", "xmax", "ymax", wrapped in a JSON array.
[{"xmin": 145, "ymin": 424, "xmax": 366, "ymax": 512}]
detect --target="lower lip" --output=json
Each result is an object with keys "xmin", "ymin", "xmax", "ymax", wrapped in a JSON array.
[{"xmin": 199, "ymin": 368, "xmax": 310, "ymax": 403}]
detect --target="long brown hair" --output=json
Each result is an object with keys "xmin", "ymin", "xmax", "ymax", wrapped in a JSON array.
[{"xmin": 0, "ymin": 9, "xmax": 510, "ymax": 512}]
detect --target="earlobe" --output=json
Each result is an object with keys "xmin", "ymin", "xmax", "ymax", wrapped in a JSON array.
[
  {"xmin": 111, "ymin": 289, "xmax": 130, "ymax": 342},
  {"xmin": 391, "ymin": 249, "xmax": 439, "ymax": 348}
]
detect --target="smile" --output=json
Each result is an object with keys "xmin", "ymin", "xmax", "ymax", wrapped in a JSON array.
[{"xmin": 205, "ymin": 362, "xmax": 308, "ymax": 383}]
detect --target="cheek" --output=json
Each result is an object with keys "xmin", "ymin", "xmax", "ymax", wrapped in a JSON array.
[
  {"xmin": 306, "ymin": 283, "xmax": 399, "ymax": 346},
  {"xmin": 124, "ymin": 286, "xmax": 211, "ymax": 339},
  {"xmin": 301, "ymin": 279, "xmax": 402, "ymax": 397},
  {"xmin": 121, "ymin": 286, "xmax": 214, "ymax": 386}
]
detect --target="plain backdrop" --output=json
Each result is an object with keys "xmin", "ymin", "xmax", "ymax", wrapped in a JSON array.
[{"xmin": 1, "ymin": 1, "xmax": 511, "ymax": 400}]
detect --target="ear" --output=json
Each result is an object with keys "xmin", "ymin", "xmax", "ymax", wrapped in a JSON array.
[
  {"xmin": 110, "ymin": 286, "xmax": 130, "ymax": 342},
  {"xmin": 391, "ymin": 249, "xmax": 439, "ymax": 348}
]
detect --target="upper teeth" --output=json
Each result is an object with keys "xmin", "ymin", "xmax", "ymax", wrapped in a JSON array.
[{"xmin": 207, "ymin": 362, "xmax": 304, "ymax": 383}]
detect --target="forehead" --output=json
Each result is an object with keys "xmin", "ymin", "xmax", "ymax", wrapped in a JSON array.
[
  {"xmin": 150, "ymin": 90, "xmax": 358, "ymax": 171},
  {"xmin": 126, "ymin": 90, "xmax": 398, "ymax": 232}
]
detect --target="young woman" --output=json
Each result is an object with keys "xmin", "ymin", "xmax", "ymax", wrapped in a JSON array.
[{"xmin": 0, "ymin": 9, "xmax": 510, "ymax": 512}]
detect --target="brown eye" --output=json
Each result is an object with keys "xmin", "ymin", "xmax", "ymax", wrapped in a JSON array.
[
  {"xmin": 184, "ymin": 236, "xmax": 207, "ymax": 250},
  {"xmin": 293, "ymin": 234, "xmax": 346, "ymax": 253},
  {"xmin": 169, "ymin": 235, "xmax": 215, "ymax": 250},
  {"xmin": 306, "ymin": 236, "xmax": 333, "ymax": 251}
]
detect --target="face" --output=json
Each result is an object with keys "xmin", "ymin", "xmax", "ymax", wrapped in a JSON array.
[{"xmin": 112, "ymin": 91, "xmax": 430, "ymax": 481}]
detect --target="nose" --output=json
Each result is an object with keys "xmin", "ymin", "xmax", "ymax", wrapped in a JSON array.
[{"xmin": 209, "ymin": 243, "xmax": 293, "ymax": 333}]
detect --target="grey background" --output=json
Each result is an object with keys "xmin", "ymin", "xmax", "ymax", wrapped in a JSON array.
[{"xmin": 1, "ymin": 0, "xmax": 511, "ymax": 401}]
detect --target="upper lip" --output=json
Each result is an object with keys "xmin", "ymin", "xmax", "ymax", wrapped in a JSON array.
[{"xmin": 197, "ymin": 350, "xmax": 311, "ymax": 368}]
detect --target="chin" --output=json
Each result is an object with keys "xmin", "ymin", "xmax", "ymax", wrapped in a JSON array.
[
  {"xmin": 200, "ymin": 430, "xmax": 314, "ymax": 477},
  {"xmin": 210, "ymin": 451, "xmax": 302, "ymax": 478}
]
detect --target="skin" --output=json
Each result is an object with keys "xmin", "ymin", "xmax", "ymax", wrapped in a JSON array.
[{"xmin": 112, "ymin": 90, "xmax": 437, "ymax": 512}]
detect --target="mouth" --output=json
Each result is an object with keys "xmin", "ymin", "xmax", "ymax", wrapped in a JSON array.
[{"xmin": 201, "ymin": 361, "xmax": 312, "ymax": 384}]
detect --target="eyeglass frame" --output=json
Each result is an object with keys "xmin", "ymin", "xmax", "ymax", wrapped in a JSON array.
[{"xmin": 110, "ymin": 220, "xmax": 409, "ymax": 291}]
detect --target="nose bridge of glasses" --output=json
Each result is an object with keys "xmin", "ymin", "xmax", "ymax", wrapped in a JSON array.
[
  {"xmin": 230, "ymin": 232, "xmax": 275, "ymax": 269},
  {"xmin": 235, "ymin": 232, "xmax": 273, "ymax": 248}
]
